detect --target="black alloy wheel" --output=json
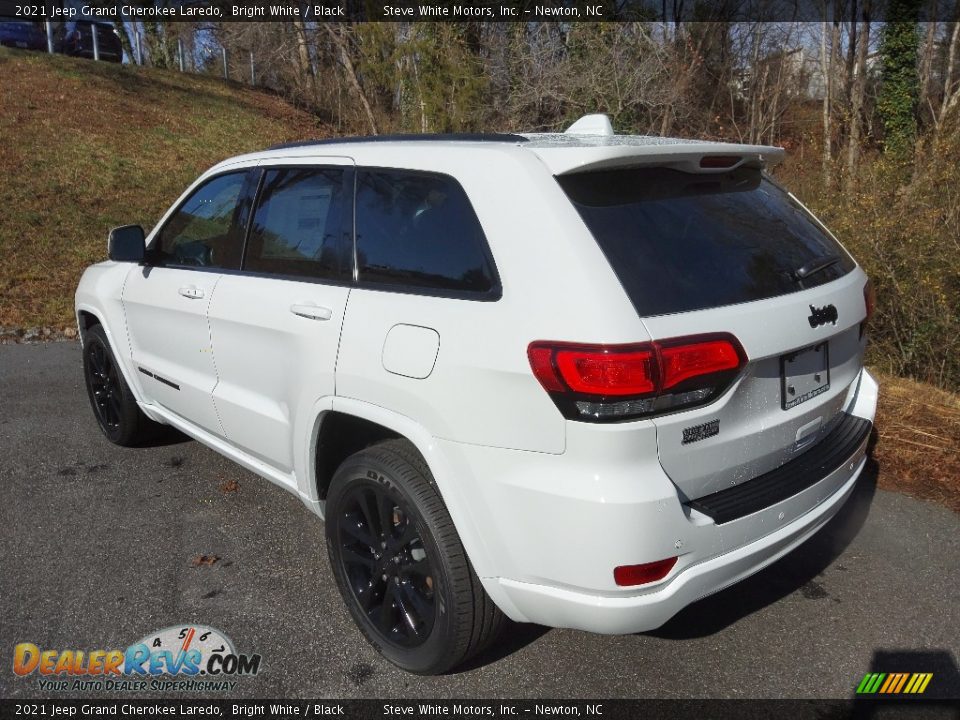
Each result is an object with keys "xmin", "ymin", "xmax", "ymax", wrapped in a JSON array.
[
  {"xmin": 87, "ymin": 339, "xmax": 122, "ymax": 433},
  {"xmin": 336, "ymin": 481, "xmax": 437, "ymax": 647},
  {"xmin": 325, "ymin": 439, "xmax": 505, "ymax": 674},
  {"xmin": 82, "ymin": 324, "xmax": 150, "ymax": 446}
]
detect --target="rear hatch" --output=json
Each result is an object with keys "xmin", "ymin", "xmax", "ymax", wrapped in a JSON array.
[{"xmin": 557, "ymin": 163, "xmax": 870, "ymax": 501}]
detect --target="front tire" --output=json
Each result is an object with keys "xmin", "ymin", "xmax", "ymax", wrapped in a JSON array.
[
  {"xmin": 82, "ymin": 324, "xmax": 151, "ymax": 446},
  {"xmin": 325, "ymin": 439, "xmax": 504, "ymax": 674}
]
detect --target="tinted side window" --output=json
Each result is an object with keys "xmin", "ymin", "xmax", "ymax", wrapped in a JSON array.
[
  {"xmin": 244, "ymin": 168, "xmax": 350, "ymax": 280},
  {"xmin": 153, "ymin": 172, "xmax": 247, "ymax": 269},
  {"xmin": 355, "ymin": 169, "xmax": 497, "ymax": 295}
]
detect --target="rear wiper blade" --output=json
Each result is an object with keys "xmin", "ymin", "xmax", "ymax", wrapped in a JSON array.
[{"xmin": 793, "ymin": 254, "xmax": 841, "ymax": 281}]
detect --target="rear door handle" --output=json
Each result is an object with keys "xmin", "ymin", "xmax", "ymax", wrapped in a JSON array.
[
  {"xmin": 178, "ymin": 286, "xmax": 204, "ymax": 299},
  {"xmin": 290, "ymin": 303, "xmax": 333, "ymax": 321}
]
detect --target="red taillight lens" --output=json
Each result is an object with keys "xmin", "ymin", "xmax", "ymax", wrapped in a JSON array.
[
  {"xmin": 527, "ymin": 345, "xmax": 565, "ymax": 392},
  {"xmin": 659, "ymin": 339, "xmax": 742, "ymax": 391},
  {"xmin": 614, "ymin": 557, "xmax": 678, "ymax": 586},
  {"xmin": 554, "ymin": 346, "xmax": 657, "ymax": 396},
  {"xmin": 528, "ymin": 334, "xmax": 746, "ymax": 422}
]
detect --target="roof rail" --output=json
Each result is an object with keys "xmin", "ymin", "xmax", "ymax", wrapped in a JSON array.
[{"xmin": 267, "ymin": 133, "xmax": 529, "ymax": 151}]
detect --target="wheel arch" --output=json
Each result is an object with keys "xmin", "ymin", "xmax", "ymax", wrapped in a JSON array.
[
  {"xmin": 304, "ymin": 397, "xmax": 500, "ymax": 584},
  {"xmin": 74, "ymin": 301, "xmax": 151, "ymax": 411}
]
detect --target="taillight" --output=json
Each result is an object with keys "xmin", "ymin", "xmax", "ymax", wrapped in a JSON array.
[
  {"xmin": 861, "ymin": 279, "xmax": 875, "ymax": 340},
  {"xmin": 659, "ymin": 338, "xmax": 742, "ymax": 390},
  {"xmin": 614, "ymin": 557, "xmax": 678, "ymax": 586},
  {"xmin": 528, "ymin": 334, "xmax": 746, "ymax": 422},
  {"xmin": 554, "ymin": 346, "xmax": 657, "ymax": 396}
]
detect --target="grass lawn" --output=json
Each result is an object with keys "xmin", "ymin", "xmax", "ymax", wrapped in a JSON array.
[{"xmin": 0, "ymin": 47, "xmax": 323, "ymax": 328}]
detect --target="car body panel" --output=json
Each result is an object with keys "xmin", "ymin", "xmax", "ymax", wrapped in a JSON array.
[
  {"xmin": 75, "ymin": 127, "xmax": 878, "ymax": 637},
  {"xmin": 121, "ymin": 265, "xmax": 224, "ymax": 436},
  {"xmin": 643, "ymin": 267, "xmax": 869, "ymax": 500}
]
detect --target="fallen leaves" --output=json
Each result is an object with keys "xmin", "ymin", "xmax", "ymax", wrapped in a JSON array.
[
  {"xmin": 872, "ymin": 371, "xmax": 960, "ymax": 513},
  {"xmin": 190, "ymin": 554, "xmax": 220, "ymax": 567}
]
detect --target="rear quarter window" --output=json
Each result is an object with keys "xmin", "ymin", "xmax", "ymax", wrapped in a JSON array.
[
  {"xmin": 354, "ymin": 169, "xmax": 499, "ymax": 298},
  {"xmin": 558, "ymin": 167, "xmax": 855, "ymax": 317}
]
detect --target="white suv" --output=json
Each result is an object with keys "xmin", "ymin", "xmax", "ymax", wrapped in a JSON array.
[{"xmin": 76, "ymin": 114, "xmax": 878, "ymax": 674}]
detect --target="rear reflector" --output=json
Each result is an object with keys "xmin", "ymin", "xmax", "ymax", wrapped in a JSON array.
[
  {"xmin": 528, "ymin": 334, "xmax": 746, "ymax": 422},
  {"xmin": 614, "ymin": 557, "xmax": 678, "ymax": 586}
]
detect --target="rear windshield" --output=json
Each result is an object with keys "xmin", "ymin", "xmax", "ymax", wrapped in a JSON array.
[{"xmin": 557, "ymin": 167, "xmax": 855, "ymax": 317}]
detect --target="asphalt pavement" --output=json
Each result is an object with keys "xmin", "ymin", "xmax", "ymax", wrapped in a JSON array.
[{"xmin": 1, "ymin": 341, "xmax": 958, "ymax": 700}]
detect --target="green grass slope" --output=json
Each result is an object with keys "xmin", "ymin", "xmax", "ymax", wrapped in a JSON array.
[{"xmin": 0, "ymin": 47, "xmax": 324, "ymax": 328}]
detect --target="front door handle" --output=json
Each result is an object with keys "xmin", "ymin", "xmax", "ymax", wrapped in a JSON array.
[
  {"xmin": 290, "ymin": 303, "xmax": 333, "ymax": 321},
  {"xmin": 178, "ymin": 286, "xmax": 204, "ymax": 299}
]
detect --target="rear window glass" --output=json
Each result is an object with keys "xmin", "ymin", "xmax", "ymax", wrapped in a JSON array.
[
  {"xmin": 355, "ymin": 169, "xmax": 498, "ymax": 296},
  {"xmin": 558, "ymin": 167, "xmax": 855, "ymax": 317}
]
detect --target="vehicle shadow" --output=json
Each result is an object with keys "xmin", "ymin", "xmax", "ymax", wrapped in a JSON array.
[
  {"xmin": 647, "ymin": 429, "xmax": 881, "ymax": 640},
  {"xmin": 452, "ymin": 621, "xmax": 550, "ymax": 674},
  {"xmin": 135, "ymin": 423, "xmax": 193, "ymax": 448}
]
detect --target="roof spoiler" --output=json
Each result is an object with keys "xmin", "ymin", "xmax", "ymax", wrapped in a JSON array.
[{"xmin": 527, "ymin": 114, "xmax": 785, "ymax": 176}]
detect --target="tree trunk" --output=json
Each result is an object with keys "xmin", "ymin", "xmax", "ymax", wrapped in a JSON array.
[
  {"xmin": 845, "ymin": 8, "xmax": 871, "ymax": 191},
  {"xmin": 748, "ymin": 25, "xmax": 762, "ymax": 144},
  {"xmin": 847, "ymin": 0, "xmax": 858, "ymax": 96},
  {"xmin": 324, "ymin": 24, "xmax": 379, "ymax": 135},
  {"xmin": 937, "ymin": 22, "xmax": 960, "ymax": 134},
  {"xmin": 919, "ymin": 13, "xmax": 938, "ymax": 125},
  {"xmin": 820, "ymin": 18, "xmax": 832, "ymax": 187}
]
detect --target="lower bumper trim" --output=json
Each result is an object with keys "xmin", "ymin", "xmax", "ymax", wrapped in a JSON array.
[{"xmin": 686, "ymin": 412, "xmax": 872, "ymax": 525}]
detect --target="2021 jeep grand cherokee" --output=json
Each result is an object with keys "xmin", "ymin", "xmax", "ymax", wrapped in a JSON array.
[{"xmin": 76, "ymin": 115, "xmax": 878, "ymax": 674}]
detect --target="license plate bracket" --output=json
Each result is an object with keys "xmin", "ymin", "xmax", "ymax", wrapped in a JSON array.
[{"xmin": 781, "ymin": 342, "xmax": 830, "ymax": 410}]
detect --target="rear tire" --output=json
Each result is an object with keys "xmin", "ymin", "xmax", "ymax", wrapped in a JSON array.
[
  {"xmin": 82, "ymin": 324, "xmax": 151, "ymax": 446},
  {"xmin": 325, "ymin": 439, "xmax": 504, "ymax": 674}
]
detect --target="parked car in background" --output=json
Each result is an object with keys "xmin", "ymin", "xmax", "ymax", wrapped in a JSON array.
[
  {"xmin": 75, "ymin": 114, "xmax": 878, "ymax": 674},
  {"xmin": 56, "ymin": 20, "xmax": 122, "ymax": 63},
  {"xmin": 0, "ymin": 17, "xmax": 46, "ymax": 51}
]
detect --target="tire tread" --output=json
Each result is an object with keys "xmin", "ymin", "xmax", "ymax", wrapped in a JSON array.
[{"xmin": 328, "ymin": 438, "xmax": 504, "ymax": 673}]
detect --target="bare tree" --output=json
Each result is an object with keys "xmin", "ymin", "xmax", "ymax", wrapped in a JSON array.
[
  {"xmin": 821, "ymin": 17, "xmax": 834, "ymax": 186},
  {"xmin": 846, "ymin": 4, "xmax": 872, "ymax": 189},
  {"xmin": 322, "ymin": 24, "xmax": 378, "ymax": 135},
  {"xmin": 936, "ymin": 21, "xmax": 960, "ymax": 135}
]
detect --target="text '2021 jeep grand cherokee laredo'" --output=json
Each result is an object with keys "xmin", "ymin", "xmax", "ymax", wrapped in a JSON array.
[{"xmin": 75, "ymin": 114, "xmax": 878, "ymax": 674}]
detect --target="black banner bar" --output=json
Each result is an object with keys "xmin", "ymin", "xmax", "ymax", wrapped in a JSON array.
[
  {"xmin": 1, "ymin": 699, "xmax": 959, "ymax": 720},
  {"xmin": 5, "ymin": 0, "xmax": 960, "ymax": 23}
]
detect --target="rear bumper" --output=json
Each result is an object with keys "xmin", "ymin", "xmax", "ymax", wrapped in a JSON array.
[
  {"xmin": 450, "ymin": 368, "xmax": 878, "ymax": 634},
  {"xmin": 496, "ymin": 455, "xmax": 865, "ymax": 633}
]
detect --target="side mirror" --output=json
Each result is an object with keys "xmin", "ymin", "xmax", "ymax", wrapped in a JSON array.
[{"xmin": 107, "ymin": 225, "xmax": 145, "ymax": 263}]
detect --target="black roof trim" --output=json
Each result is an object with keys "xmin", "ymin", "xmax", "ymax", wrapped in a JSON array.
[{"xmin": 267, "ymin": 133, "xmax": 529, "ymax": 151}]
